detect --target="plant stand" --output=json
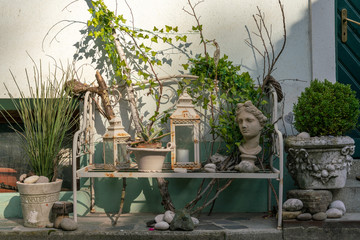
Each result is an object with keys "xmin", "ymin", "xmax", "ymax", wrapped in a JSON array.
[{"xmin": 71, "ymin": 87, "xmax": 284, "ymax": 229}]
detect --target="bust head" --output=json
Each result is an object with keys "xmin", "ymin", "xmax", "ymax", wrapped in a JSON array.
[{"xmin": 236, "ymin": 101, "xmax": 267, "ymax": 140}]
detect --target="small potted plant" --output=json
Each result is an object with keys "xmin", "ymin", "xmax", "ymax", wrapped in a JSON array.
[
  {"xmin": 1, "ymin": 64, "xmax": 78, "ymax": 227},
  {"xmin": 285, "ymin": 79, "xmax": 360, "ymax": 189},
  {"xmin": 128, "ymin": 122, "xmax": 173, "ymax": 172}
]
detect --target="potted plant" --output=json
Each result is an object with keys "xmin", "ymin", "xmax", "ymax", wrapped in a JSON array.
[
  {"xmin": 285, "ymin": 79, "xmax": 360, "ymax": 189},
  {"xmin": 128, "ymin": 122, "xmax": 172, "ymax": 172},
  {"xmin": 1, "ymin": 64, "xmax": 78, "ymax": 227}
]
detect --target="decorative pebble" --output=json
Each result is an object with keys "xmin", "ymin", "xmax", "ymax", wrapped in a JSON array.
[
  {"xmin": 296, "ymin": 213, "xmax": 312, "ymax": 221},
  {"xmin": 36, "ymin": 176, "xmax": 50, "ymax": 184},
  {"xmin": 146, "ymin": 219, "xmax": 156, "ymax": 227},
  {"xmin": 297, "ymin": 132, "xmax": 310, "ymax": 138},
  {"xmin": 283, "ymin": 198, "xmax": 303, "ymax": 211},
  {"xmin": 329, "ymin": 200, "xmax": 346, "ymax": 215},
  {"xmin": 191, "ymin": 217, "xmax": 199, "ymax": 226},
  {"xmin": 326, "ymin": 208, "xmax": 343, "ymax": 218},
  {"xmin": 154, "ymin": 214, "xmax": 164, "ymax": 223},
  {"xmin": 204, "ymin": 163, "xmax": 216, "ymax": 173},
  {"xmin": 60, "ymin": 218, "xmax": 78, "ymax": 231},
  {"xmin": 154, "ymin": 221, "xmax": 169, "ymax": 230},
  {"xmin": 19, "ymin": 174, "xmax": 27, "ymax": 182},
  {"xmin": 282, "ymin": 211, "xmax": 302, "ymax": 220},
  {"xmin": 164, "ymin": 210, "xmax": 175, "ymax": 224},
  {"xmin": 24, "ymin": 175, "xmax": 40, "ymax": 184},
  {"xmin": 174, "ymin": 168, "xmax": 187, "ymax": 173},
  {"xmin": 46, "ymin": 223, "xmax": 54, "ymax": 228},
  {"xmin": 312, "ymin": 212, "xmax": 327, "ymax": 221}
]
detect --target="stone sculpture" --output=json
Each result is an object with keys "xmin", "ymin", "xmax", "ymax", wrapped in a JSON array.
[{"xmin": 234, "ymin": 101, "xmax": 267, "ymax": 173}]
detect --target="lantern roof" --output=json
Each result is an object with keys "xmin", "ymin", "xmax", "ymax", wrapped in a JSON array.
[
  {"xmin": 103, "ymin": 117, "xmax": 131, "ymax": 140},
  {"xmin": 170, "ymin": 92, "xmax": 200, "ymax": 120}
]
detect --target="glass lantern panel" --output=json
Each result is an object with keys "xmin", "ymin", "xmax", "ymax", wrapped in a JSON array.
[
  {"xmin": 117, "ymin": 143, "xmax": 129, "ymax": 168},
  {"xmin": 103, "ymin": 140, "xmax": 115, "ymax": 170},
  {"xmin": 175, "ymin": 125, "xmax": 195, "ymax": 162}
]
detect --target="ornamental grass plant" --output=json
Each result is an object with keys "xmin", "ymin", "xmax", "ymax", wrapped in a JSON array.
[{"xmin": 1, "ymin": 63, "xmax": 78, "ymax": 182}]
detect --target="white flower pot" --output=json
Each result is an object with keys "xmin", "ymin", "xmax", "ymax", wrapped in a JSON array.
[{"xmin": 17, "ymin": 179, "xmax": 62, "ymax": 227}]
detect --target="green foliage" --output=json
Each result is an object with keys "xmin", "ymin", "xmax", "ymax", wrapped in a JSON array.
[
  {"xmin": 1, "ymin": 65, "xmax": 79, "ymax": 181},
  {"xmin": 293, "ymin": 79, "xmax": 360, "ymax": 136},
  {"xmin": 87, "ymin": 0, "xmax": 188, "ymax": 123},
  {"xmin": 180, "ymin": 54, "xmax": 263, "ymax": 154},
  {"xmin": 131, "ymin": 122, "xmax": 170, "ymax": 146}
]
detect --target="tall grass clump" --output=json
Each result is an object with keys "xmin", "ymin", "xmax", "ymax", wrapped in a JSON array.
[{"xmin": 1, "ymin": 63, "xmax": 78, "ymax": 181}]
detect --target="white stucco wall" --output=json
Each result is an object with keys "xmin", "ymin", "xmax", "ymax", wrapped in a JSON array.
[{"xmin": 0, "ymin": 0, "xmax": 324, "ymax": 135}]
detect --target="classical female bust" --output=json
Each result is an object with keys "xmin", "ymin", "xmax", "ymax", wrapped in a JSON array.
[{"xmin": 234, "ymin": 101, "xmax": 267, "ymax": 172}]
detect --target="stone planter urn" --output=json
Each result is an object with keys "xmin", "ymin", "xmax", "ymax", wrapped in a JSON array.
[
  {"xmin": 17, "ymin": 179, "xmax": 63, "ymax": 227},
  {"xmin": 285, "ymin": 136, "xmax": 354, "ymax": 189},
  {"xmin": 128, "ymin": 143, "xmax": 173, "ymax": 172}
]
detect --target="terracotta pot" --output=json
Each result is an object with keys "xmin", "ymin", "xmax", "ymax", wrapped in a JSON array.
[
  {"xmin": 17, "ymin": 179, "xmax": 62, "ymax": 227},
  {"xmin": 0, "ymin": 168, "xmax": 17, "ymax": 193}
]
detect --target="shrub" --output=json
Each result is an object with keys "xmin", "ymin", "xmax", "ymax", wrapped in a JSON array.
[{"xmin": 293, "ymin": 79, "xmax": 360, "ymax": 136}]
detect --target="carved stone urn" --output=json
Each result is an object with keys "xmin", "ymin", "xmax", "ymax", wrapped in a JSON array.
[{"xmin": 285, "ymin": 136, "xmax": 354, "ymax": 189}]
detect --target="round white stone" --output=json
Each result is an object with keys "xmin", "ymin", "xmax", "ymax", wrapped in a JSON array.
[
  {"xmin": 283, "ymin": 198, "xmax": 303, "ymax": 211},
  {"xmin": 326, "ymin": 208, "xmax": 343, "ymax": 218},
  {"xmin": 191, "ymin": 217, "xmax": 199, "ymax": 226},
  {"xmin": 24, "ymin": 175, "xmax": 40, "ymax": 184},
  {"xmin": 154, "ymin": 214, "xmax": 164, "ymax": 223},
  {"xmin": 154, "ymin": 221, "xmax": 169, "ymax": 230},
  {"xmin": 164, "ymin": 210, "xmax": 175, "ymax": 223},
  {"xmin": 329, "ymin": 200, "xmax": 346, "ymax": 215},
  {"xmin": 297, "ymin": 132, "xmax": 310, "ymax": 138}
]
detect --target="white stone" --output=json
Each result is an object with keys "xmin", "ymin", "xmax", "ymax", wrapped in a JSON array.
[
  {"xmin": 329, "ymin": 200, "xmax": 346, "ymax": 215},
  {"xmin": 19, "ymin": 174, "xmax": 27, "ymax": 182},
  {"xmin": 154, "ymin": 214, "xmax": 164, "ymax": 223},
  {"xmin": 60, "ymin": 218, "xmax": 78, "ymax": 231},
  {"xmin": 164, "ymin": 210, "xmax": 175, "ymax": 223},
  {"xmin": 36, "ymin": 176, "xmax": 50, "ymax": 183},
  {"xmin": 210, "ymin": 153, "xmax": 227, "ymax": 164},
  {"xmin": 326, "ymin": 208, "xmax": 343, "ymax": 218},
  {"xmin": 283, "ymin": 198, "xmax": 303, "ymax": 211},
  {"xmin": 297, "ymin": 132, "xmax": 310, "ymax": 138},
  {"xmin": 154, "ymin": 221, "xmax": 169, "ymax": 230},
  {"xmin": 24, "ymin": 175, "xmax": 40, "ymax": 184},
  {"xmin": 174, "ymin": 168, "xmax": 187, "ymax": 173},
  {"xmin": 191, "ymin": 217, "xmax": 199, "ymax": 226},
  {"xmin": 204, "ymin": 163, "xmax": 216, "ymax": 173}
]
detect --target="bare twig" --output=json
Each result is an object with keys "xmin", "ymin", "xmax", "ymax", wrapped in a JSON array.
[{"xmin": 183, "ymin": 0, "xmax": 207, "ymax": 57}]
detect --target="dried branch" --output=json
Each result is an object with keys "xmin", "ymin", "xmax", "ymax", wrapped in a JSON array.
[{"xmin": 183, "ymin": 0, "xmax": 207, "ymax": 57}]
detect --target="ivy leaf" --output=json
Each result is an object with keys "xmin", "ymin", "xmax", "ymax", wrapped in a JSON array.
[
  {"xmin": 151, "ymin": 36, "xmax": 158, "ymax": 43},
  {"xmin": 165, "ymin": 25, "xmax": 172, "ymax": 32}
]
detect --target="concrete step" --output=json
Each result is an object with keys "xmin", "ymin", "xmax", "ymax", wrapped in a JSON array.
[{"xmin": 331, "ymin": 178, "xmax": 360, "ymax": 212}]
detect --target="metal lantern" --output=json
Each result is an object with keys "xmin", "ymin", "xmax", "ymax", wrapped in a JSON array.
[
  {"xmin": 170, "ymin": 92, "xmax": 201, "ymax": 169},
  {"xmin": 103, "ymin": 117, "xmax": 130, "ymax": 170}
]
